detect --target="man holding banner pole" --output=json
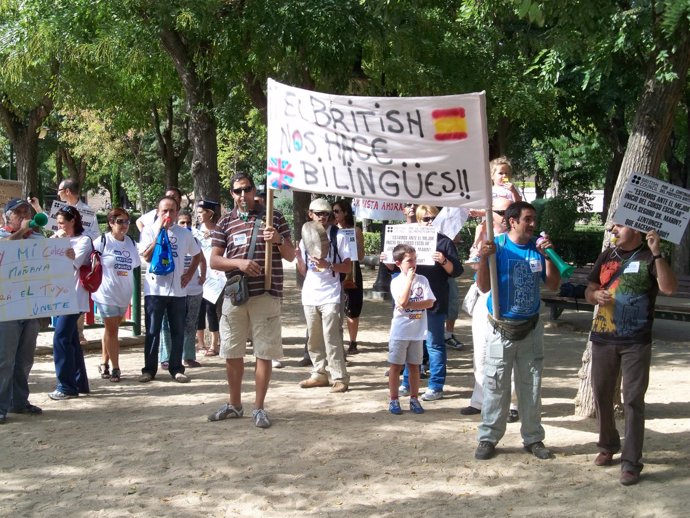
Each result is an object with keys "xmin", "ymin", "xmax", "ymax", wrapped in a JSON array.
[{"xmin": 474, "ymin": 201, "xmax": 561, "ymax": 461}]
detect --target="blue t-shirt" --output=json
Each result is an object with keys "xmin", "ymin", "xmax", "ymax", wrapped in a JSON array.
[{"xmin": 487, "ymin": 234, "xmax": 546, "ymax": 319}]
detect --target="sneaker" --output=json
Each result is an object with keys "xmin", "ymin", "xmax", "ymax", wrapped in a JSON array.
[
  {"xmin": 524, "ymin": 441, "xmax": 552, "ymax": 459},
  {"xmin": 184, "ymin": 360, "xmax": 202, "ymax": 368},
  {"xmin": 272, "ymin": 360, "xmax": 283, "ymax": 369},
  {"xmin": 620, "ymin": 470, "xmax": 640, "ymax": 486},
  {"xmin": 330, "ymin": 381, "xmax": 349, "ymax": 393},
  {"xmin": 252, "ymin": 408, "xmax": 271, "ymax": 428},
  {"xmin": 398, "ymin": 384, "xmax": 410, "ymax": 396},
  {"xmin": 409, "ymin": 398, "xmax": 425, "ymax": 414},
  {"xmin": 48, "ymin": 390, "xmax": 78, "ymax": 401},
  {"xmin": 445, "ymin": 335, "xmax": 464, "ymax": 350},
  {"xmin": 475, "ymin": 441, "xmax": 496, "ymax": 460},
  {"xmin": 208, "ymin": 403, "xmax": 243, "ymax": 422},
  {"xmin": 507, "ymin": 409, "xmax": 520, "ymax": 423},
  {"xmin": 174, "ymin": 372, "xmax": 190, "ymax": 383},
  {"xmin": 138, "ymin": 372, "xmax": 154, "ymax": 383},
  {"xmin": 160, "ymin": 361, "xmax": 169, "ymax": 369},
  {"xmin": 299, "ymin": 377, "xmax": 329, "ymax": 389},
  {"xmin": 594, "ymin": 451, "xmax": 614, "ymax": 466},
  {"xmin": 460, "ymin": 406, "xmax": 481, "ymax": 415},
  {"xmin": 347, "ymin": 341, "xmax": 359, "ymax": 355},
  {"xmin": 420, "ymin": 389, "xmax": 443, "ymax": 401},
  {"xmin": 11, "ymin": 403, "xmax": 43, "ymax": 414},
  {"xmin": 297, "ymin": 357, "xmax": 313, "ymax": 367},
  {"xmin": 389, "ymin": 399, "xmax": 403, "ymax": 415}
]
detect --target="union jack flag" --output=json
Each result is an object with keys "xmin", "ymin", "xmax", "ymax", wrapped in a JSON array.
[{"xmin": 267, "ymin": 157, "xmax": 294, "ymax": 190}]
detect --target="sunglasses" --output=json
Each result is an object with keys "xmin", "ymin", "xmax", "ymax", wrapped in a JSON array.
[
  {"xmin": 333, "ymin": 209, "xmax": 343, "ymax": 214},
  {"xmin": 232, "ymin": 186, "xmax": 253, "ymax": 195},
  {"xmin": 422, "ymin": 216, "xmax": 435, "ymax": 222},
  {"xmin": 313, "ymin": 211, "xmax": 330, "ymax": 217},
  {"xmin": 493, "ymin": 210, "xmax": 505, "ymax": 216},
  {"xmin": 114, "ymin": 219, "xmax": 130, "ymax": 225}
]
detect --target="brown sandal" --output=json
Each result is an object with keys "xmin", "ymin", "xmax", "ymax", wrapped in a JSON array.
[{"xmin": 204, "ymin": 348, "xmax": 219, "ymax": 357}]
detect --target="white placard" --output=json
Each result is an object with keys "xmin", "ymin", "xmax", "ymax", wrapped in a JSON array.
[
  {"xmin": 381, "ymin": 224, "xmax": 438, "ymax": 265},
  {"xmin": 339, "ymin": 228, "xmax": 358, "ymax": 260},
  {"xmin": 47, "ymin": 200, "xmax": 98, "ymax": 237},
  {"xmin": 202, "ymin": 269, "xmax": 226, "ymax": 304},
  {"xmin": 352, "ymin": 198, "xmax": 407, "ymax": 221},
  {"xmin": 611, "ymin": 175, "xmax": 690, "ymax": 244},
  {"xmin": 266, "ymin": 79, "xmax": 491, "ymax": 208},
  {"xmin": 0, "ymin": 238, "xmax": 78, "ymax": 321},
  {"xmin": 433, "ymin": 206, "xmax": 470, "ymax": 239}
]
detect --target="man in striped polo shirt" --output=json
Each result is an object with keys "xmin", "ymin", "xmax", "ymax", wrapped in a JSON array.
[{"xmin": 207, "ymin": 173, "xmax": 295, "ymax": 428}]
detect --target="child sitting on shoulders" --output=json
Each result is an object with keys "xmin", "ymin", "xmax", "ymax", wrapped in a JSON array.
[{"xmin": 387, "ymin": 244, "xmax": 436, "ymax": 415}]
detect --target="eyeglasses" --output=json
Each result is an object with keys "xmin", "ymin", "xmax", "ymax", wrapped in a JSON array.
[
  {"xmin": 114, "ymin": 219, "xmax": 130, "ymax": 225},
  {"xmin": 57, "ymin": 187, "xmax": 65, "ymax": 193},
  {"xmin": 422, "ymin": 216, "xmax": 435, "ymax": 222},
  {"xmin": 493, "ymin": 210, "xmax": 505, "ymax": 216},
  {"xmin": 232, "ymin": 186, "xmax": 253, "ymax": 195},
  {"xmin": 313, "ymin": 211, "xmax": 330, "ymax": 217}
]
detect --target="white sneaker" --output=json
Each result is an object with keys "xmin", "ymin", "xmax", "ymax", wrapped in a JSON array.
[
  {"xmin": 174, "ymin": 372, "xmax": 190, "ymax": 383},
  {"xmin": 421, "ymin": 389, "xmax": 443, "ymax": 401},
  {"xmin": 399, "ymin": 384, "xmax": 410, "ymax": 396},
  {"xmin": 272, "ymin": 360, "xmax": 283, "ymax": 369}
]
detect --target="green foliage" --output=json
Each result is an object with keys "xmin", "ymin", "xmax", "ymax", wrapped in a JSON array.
[
  {"xmin": 275, "ymin": 194, "xmax": 294, "ymax": 235},
  {"xmin": 363, "ymin": 231, "xmax": 381, "ymax": 255},
  {"xmin": 538, "ymin": 197, "xmax": 579, "ymax": 238}
]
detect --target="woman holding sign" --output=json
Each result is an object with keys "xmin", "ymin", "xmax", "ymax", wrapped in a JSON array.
[
  {"xmin": 332, "ymin": 200, "xmax": 365, "ymax": 355},
  {"xmin": 48, "ymin": 206, "xmax": 92, "ymax": 400},
  {"xmin": 92, "ymin": 208, "xmax": 140, "ymax": 383}
]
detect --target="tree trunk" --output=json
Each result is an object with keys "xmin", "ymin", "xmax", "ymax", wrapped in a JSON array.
[
  {"xmin": 600, "ymin": 103, "xmax": 628, "ymax": 221},
  {"xmin": 160, "ymin": 28, "xmax": 220, "ymax": 201},
  {"xmin": 575, "ymin": 28, "xmax": 690, "ymax": 418},
  {"xmin": 151, "ymin": 97, "xmax": 190, "ymax": 190},
  {"xmin": 0, "ymin": 97, "xmax": 53, "ymax": 197}
]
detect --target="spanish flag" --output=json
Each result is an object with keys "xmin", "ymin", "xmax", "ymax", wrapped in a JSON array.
[{"xmin": 432, "ymin": 108, "xmax": 468, "ymax": 141}]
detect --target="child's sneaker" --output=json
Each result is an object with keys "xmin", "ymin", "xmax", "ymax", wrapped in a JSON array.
[
  {"xmin": 388, "ymin": 399, "xmax": 403, "ymax": 415},
  {"xmin": 398, "ymin": 384, "xmax": 410, "ymax": 396},
  {"xmin": 409, "ymin": 398, "xmax": 424, "ymax": 414}
]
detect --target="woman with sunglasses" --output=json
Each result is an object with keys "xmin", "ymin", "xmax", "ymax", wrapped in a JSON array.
[
  {"xmin": 332, "ymin": 200, "xmax": 365, "ymax": 355},
  {"xmin": 48, "ymin": 206, "xmax": 93, "ymax": 400},
  {"xmin": 397, "ymin": 205, "xmax": 462, "ymax": 402},
  {"xmin": 92, "ymin": 208, "xmax": 140, "ymax": 382}
]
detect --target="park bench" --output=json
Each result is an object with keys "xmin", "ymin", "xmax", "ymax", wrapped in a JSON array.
[{"xmin": 542, "ymin": 267, "xmax": 690, "ymax": 323}]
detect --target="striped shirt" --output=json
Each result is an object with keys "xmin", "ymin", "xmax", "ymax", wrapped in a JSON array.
[{"xmin": 211, "ymin": 208, "xmax": 291, "ymax": 298}]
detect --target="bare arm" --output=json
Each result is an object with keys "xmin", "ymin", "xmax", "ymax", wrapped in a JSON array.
[{"xmin": 647, "ymin": 231, "xmax": 677, "ymax": 295}]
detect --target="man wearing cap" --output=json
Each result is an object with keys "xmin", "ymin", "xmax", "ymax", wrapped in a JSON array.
[
  {"xmin": 295, "ymin": 198, "xmax": 352, "ymax": 393},
  {"xmin": 0, "ymin": 199, "xmax": 45, "ymax": 423},
  {"xmin": 208, "ymin": 172, "xmax": 295, "ymax": 428}
]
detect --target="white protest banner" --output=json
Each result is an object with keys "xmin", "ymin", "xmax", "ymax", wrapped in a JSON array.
[
  {"xmin": 47, "ymin": 200, "xmax": 98, "ymax": 236},
  {"xmin": 0, "ymin": 238, "xmax": 78, "ymax": 321},
  {"xmin": 381, "ymin": 224, "xmax": 438, "ymax": 265},
  {"xmin": 266, "ymin": 79, "xmax": 491, "ymax": 208},
  {"xmin": 611, "ymin": 175, "xmax": 690, "ymax": 244},
  {"xmin": 352, "ymin": 198, "xmax": 406, "ymax": 221}
]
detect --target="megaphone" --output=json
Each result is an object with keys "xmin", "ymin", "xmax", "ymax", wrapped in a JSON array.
[
  {"xmin": 29, "ymin": 212, "xmax": 48, "ymax": 229},
  {"xmin": 537, "ymin": 232, "xmax": 574, "ymax": 280}
]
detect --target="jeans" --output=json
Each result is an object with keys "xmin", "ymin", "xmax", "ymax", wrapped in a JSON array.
[
  {"xmin": 143, "ymin": 295, "xmax": 186, "ymax": 378},
  {"xmin": 53, "ymin": 313, "xmax": 90, "ymax": 395},
  {"xmin": 402, "ymin": 311, "xmax": 447, "ymax": 392},
  {"xmin": 591, "ymin": 341, "xmax": 652, "ymax": 475},
  {"xmin": 304, "ymin": 303, "xmax": 349, "ymax": 384},
  {"xmin": 160, "ymin": 294, "xmax": 201, "ymax": 362},
  {"xmin": 0, "ymin": 319, "xmax": 40, "ymax": 414},
  {"xmin": 478, "ymin": 319, "xmax": 545, "ymax": 446}
]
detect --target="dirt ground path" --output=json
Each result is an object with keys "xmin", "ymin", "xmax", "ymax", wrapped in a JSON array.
[{"xmin": 2, "ymin": 265, "xmax": 689, "ymax": 517}]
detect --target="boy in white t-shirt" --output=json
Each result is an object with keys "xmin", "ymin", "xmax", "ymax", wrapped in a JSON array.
[{"xmin": 388, "ymin": 244, "xmax": 436, "ymax": 415}]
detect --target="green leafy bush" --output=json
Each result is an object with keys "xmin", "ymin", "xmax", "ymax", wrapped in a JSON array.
[{"xmin": 363, "ymin": 232, "xmax": 381, "ymax": 255}]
